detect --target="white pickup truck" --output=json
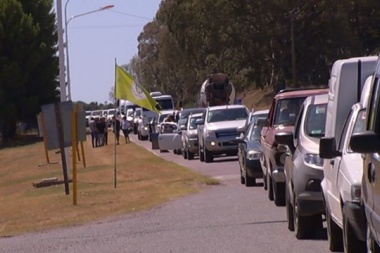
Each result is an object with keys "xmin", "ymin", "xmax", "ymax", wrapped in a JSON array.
[{"xmin": 197, "ymin": 105, "xmax": 249, "ymax": 163}]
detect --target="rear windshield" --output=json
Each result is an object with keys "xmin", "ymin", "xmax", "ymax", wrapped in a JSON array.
[
  {"xmin": 274, "ymin": 98, "xmax": 305, "ymax": 126},
  {"xmin": 305, "ymin": 104, "xmax": 327, "ymax": 138},
  {"xmin": 207, "ymin": 108, "xmax": 248, "ymax": 123}
]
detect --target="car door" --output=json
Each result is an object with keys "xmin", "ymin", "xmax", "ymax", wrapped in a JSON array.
[
  {"xmin": 157, "ymin": 132, "xmax": 183, "ymax": 150},
  {"xmin": 329, "ymin": 109, "xmax": 354, "ymax": 224},
  {"xmin": 366, "ymin": 77, "xmax": 380, "ymax": 241}
]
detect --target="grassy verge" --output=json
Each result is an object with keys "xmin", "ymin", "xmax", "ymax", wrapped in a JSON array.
[{"xmin": 0, "ymin": 132, "xmax": 218, "ymax": 237}]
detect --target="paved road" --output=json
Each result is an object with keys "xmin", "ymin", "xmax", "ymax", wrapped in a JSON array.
[{"xmin": 0, "ymin": 133, "xmax": 334, "ymax": 253}]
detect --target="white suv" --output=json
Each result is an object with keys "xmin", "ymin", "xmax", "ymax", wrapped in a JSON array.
[
  {"xmin": 275, "ymin": 93, "xmax": 328, "ymax": 239},
  {"xmin": 319, "ymin": 76, "xmax": 372, "ymax": 252}
]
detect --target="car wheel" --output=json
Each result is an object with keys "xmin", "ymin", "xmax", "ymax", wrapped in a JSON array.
[
  {"xmin": 137, "ymin": 131, "xmax": 141, "ymax": 140},
  {"xmin": 244, "ymin": 168, "xmax": 256, "ymax": 187},
  {"xmin": 267, "ymin": 173, "xmax": 274, "ymax": 201},
  {"xmin": 187, "ymin": 151, "xmax": 194, "ymax": 160},
  {"xmin": 204, "ymin": 148, "xmax": 213, "ymax": 163},
  {"xmin": 293, "ymin": 197, "xmax": 321, "ymax": 239},
  {"xmin": 273, "ymin": 182, "xmax": 285, "ymax": 206},
  {"xmin": 367, "ymin": 221, "xmax": 380, "ymax": 253},
  {"xmin": 199, "ymin": 145, "xmax": 204, "ymax": 162},
  {"xmin": 263, "ymin": 171, "xmax": 268, "ymax": 190},
  {"xmin": 326, "ymin": 208, "xmax": 343, "ymax": 252},
  {"xmin": 285, "ymin": 185, "xmax": 295, "ymax": 232},
  {"xmin": 343, "ymin": 211, "xmax": 366, "ymax": 253}
]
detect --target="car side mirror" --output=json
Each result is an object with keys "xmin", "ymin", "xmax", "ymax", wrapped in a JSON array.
[
  {"xmin": 196, "ymin": 119, "xmax": 204, "ymax": 125},
  {"xmin": 350, "ymin": 131, "xmax": 380, "ymax": 153},
  {"xmin": 256, "ymin": 118, "xmax": 268, "ymax": 128},
  {"xmin": 319, "ymin": 137, "xmax": 341, "ymax": 159},
  {"xmin": 180, "ymin": 125, "xmax": 187, "ymax": 131},
  {"xmin": 275, "ymin": 131, "xmax": 295, "ymax": 153}
]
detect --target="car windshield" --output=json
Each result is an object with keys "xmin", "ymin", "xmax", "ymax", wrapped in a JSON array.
[
  {"xmin": 180, "ymin": 109, "xmax": 205, "ymax": 119},
  {"xmin": 248, "ymin": 124, "xmax": 262, "ymax": 141},
  {"xmin": 108, "ymin": 109, "xmax": 116, "ymax": 115},
  {"xmin": 274, "ymin": 98, "xmax": 305, "ymax": 126},
  {"xmin": 305, "ymin": 104, "xmax": 327, "ymax": 138},
  {"xmin": 86, "ymin": 111, "xmax": 91, "ymax": 116},
  {"xmin": 158, "ymin": 113, "xmax": 171, "ymax": 123},
  {"xmin": 189, "ymin": 116, "xmax": 202, "ymax": 130},
  {"xmin": 178, "ymin": 118, "xmax": 187, "ymax": 127},
  {"xmin": 127, "ymin": 110, "xmax": 134, "ymax": 117},
  {"xmin": 135, "ymin": 110, "xmax": 142, "ymax": 117},
  {"xmin": 156, "ymin": 99, "xmax": 173, "ymax": 110},
  {"xmin": 207, "ymin": 108, "xmax": 248, "ymax": 123}
]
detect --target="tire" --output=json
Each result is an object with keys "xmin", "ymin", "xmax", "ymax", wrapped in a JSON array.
[
  {"xmin": 286, "ymin": 186, "xmax": 295, "ymax": 232},
  {"xmin": 326, "ymin": 208, "xmax": 343, "ymax": 252},
  {"xmin": 204, "ymin": 148, "xmax": 213, "ymax": 163},
  {"xmin": 273, "ymin": 182, "xmax": 285, "ymax": 206},
  {"xmin": 187, "ymin": 151, "xmax": 194, "ymax": 160},
  {"xmin": 343, "ymin": 211, "xmax": 366, "ymax": 253},
  {"xmin": 263, "ymin": 171, "xmax": 268, "ymax": 190},
  {"xmin": 137, "ymin": 131, "xmax": 141, "ymax": 140},
  {"xmin": 199, "ymin": 146, "xmax": 204, "ymax": 162},
  {"xmin": 183, "ymin": 149, "xmax": 188, "ymax": 159},
  {"xmin": 244, "ymin": 168, "xmax": 256, "ymax": 187},
  {"xmin": 293, "ymin": 197, "xmax": 322, "ymax": 239},
  {"xmin": 267, "ymin": 173, "xmax": 274, "ymax": 201},
  {"xmin": 367, "ymin": 221, "xmax": 380, "ymax": 253}
]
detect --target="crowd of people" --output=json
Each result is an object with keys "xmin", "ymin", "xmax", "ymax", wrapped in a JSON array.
[{"xmin": 88, "ymin": 113, "xmax": 132, "ymax": 147}]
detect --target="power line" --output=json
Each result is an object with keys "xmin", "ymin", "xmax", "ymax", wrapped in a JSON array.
[{"xmin": 109, "ymin": 10, "xmax": 153, "ymax": 21}]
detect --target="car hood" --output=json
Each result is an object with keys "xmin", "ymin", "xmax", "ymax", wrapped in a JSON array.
[
  {"xmin": 246, "ymin": 140, "xmax": 262, "ymax": 152},
  {"xmin": 207, "ymin": 120, "xmax": 246, "ymax": 131}
]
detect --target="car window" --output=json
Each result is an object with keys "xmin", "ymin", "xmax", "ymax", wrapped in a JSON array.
[
  {"xmin": 189, "ymin": 116, "xmax": 202, "ymax": 130},
  {"xmin": 347, "ymin": 109, "xmax": 366, "ymax": 152},
  {"xmin": 304, "ymin": 103, "xmax": 327, "ymax": 138},
  {"xmin": 274, "ymin": 98, "xmax": 305, "ymax": 126},
  {"xmin": 248, "ymin": 125, "xmax": 262, "ymax": 141},
  {"xmin": 207, "ymin": 108, "xmax": 248, "ymax": 123}
]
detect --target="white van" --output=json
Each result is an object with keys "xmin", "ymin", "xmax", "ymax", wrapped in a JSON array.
[{"xmin": 319, "ymin": 56, "xmax": 377, "ymax": 252}]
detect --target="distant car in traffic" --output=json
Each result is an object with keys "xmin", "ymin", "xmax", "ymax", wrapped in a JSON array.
[
  {"xmin": 235, "ymin": 119, "xmax": 264, "ymax": 186},
  {"xmin": 181, "ymin": 113, "xmax": 203, "ymax": 160}
]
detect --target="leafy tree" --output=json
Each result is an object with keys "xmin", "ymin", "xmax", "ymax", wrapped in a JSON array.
[{"xmin": 0, "ymin": 0, "xmax": 58, "ymax": 144}]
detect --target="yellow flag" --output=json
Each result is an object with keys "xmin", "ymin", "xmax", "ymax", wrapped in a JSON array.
[{"xmin": 115, "ymin": 65, "xmax": 161, "ymax": 113}]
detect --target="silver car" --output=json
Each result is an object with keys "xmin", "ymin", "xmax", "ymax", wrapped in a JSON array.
[
  {"xmin": 181, "ymin": 113, "xmax": 203, "ymax": 160},
  {"xmin": 275, "ymin": 93, "xmax": 328, "ymax": 239}
]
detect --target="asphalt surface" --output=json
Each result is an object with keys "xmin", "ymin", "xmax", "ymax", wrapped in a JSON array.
[{"xmin": 0, "ymin": 133, "xmax": 335, "ymax": 253}]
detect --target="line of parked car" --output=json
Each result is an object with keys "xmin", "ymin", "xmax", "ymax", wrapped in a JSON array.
[{"xmin": 129, "ymin": 54, "xmax": 380, "ymax": 253}]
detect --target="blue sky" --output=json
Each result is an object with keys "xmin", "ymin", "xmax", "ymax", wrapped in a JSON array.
[{"xmin": 54, "ymin": 0, "xmax": 161, "ymax": 104}]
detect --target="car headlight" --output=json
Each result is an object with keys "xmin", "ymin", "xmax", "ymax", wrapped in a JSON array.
[
  {"xmin": 206, "ymin": 130, "xmax": 216, "ymax": 138},
  {"xmin": 351, "ymin": 185, "xmax": 361, "ymax": 202},
  {"xmin": 144, "ymin": 126, "xmax": 149, "ymax": 130},
  {"xmin": 304, "ymin": 153, "xmax": 323, "ymax": 167},
  {"xmin": 247, "ymin": 150, "xmax": 261, "ymax": 160}
]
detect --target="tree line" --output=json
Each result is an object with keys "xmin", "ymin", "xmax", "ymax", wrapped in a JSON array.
[
  {"xmin": 131, "ymin": 0, "xmax": 380, "ymax": 106},
  {"xmin": 1, "ymin": 0, "xmax": 380, "ymax": 144}
]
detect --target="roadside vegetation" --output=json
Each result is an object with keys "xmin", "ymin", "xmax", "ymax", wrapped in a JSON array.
[{"xmin": 0, "ymin": 132, "xmax": 218, "ymax": 237}]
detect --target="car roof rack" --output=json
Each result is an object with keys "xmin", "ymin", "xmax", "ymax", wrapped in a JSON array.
[{"xmin": 277, "ymin": 86, "xmax": 328, "ymax": 94}]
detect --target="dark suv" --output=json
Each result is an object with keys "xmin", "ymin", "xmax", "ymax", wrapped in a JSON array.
[
  {"xmin": 259, "ymin": 88, "xmax": 328, "ymax": 206},
  {"xmin": 351, "ymin": 70, "xmax": 380, "ymax": 252}
]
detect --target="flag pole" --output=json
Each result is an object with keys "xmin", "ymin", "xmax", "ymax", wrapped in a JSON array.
[{"xmin": 114, "ymin": 59, "xmax": 117, "ymax": 188}]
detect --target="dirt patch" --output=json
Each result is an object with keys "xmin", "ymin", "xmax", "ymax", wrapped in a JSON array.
[{"xmin": 238, "ymin": 86, "xmax": 274, "ymax": 111}]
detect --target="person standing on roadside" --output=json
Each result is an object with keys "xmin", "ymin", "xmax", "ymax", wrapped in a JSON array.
[
  {"xmin": 89, "ymin": 117, "xmax": 98, "ymax": 148},
  {"xmin": 113, "ymin": 114, "xmax": 121, "ymax": 145},
  {"xmin": 121, "ymin": 116, "xmax": 131, "ymax": 143}
]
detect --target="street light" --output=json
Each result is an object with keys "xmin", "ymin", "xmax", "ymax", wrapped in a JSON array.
[{"xmin": 64, "ymin": 3, "xmax": 114, "ymax": 100}]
